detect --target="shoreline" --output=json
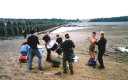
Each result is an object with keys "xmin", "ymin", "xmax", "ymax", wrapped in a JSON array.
[{"xmin": 0, "ymin": 25, "xmax": 128, "ymax": 80}]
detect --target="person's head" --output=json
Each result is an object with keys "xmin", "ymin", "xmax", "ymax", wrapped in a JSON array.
[
  {"xmin": 65, "ymin": 34, "xmax": 70, "ymax": 39},
  {"xmin": 92, "ymin": 32, "xmax": 96, "ymax": 37},
  {"xmin": 30, "ymin": 30, "xmax": 35, "ymax": 34},
  {"xmin": 45, "ymin": 31, "xmax": 49, "ymax": 35},
  {"xmin": 100, "ymin": 31, "xmax": 105, "ymax": 37},
  {"xmin": 56, "ymin": 34, "xmax": 60, "ymax": 38}
]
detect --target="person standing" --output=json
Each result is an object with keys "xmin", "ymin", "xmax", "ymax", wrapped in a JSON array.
[
  {"xmin": 61, "ymin": 34, "xmax": 75, "ymax": 74},
  {"xmin": 42, "ymin": 31, "xmax": 51, "ymax": 62},
  {"xmin": 27, "ymin": 30, "xmax": 43, "ymax": 70},
  {"xmin": 56, "ymin": 34, "xmax": 63, "ymax": 45},
  {"xmin": 87, "ymin": 32, "xmax": 97, "ymax": 59},
  {"xmin": 22, "ymin": 30, "xmax": 28, "ymax": 39},
  {"xmin": 96, "ymin": 31, "xmax": 107, "ymax": 69},
  {"xmin": 87, "ymin": 32, "xmax": 97, "ymax": 68}
]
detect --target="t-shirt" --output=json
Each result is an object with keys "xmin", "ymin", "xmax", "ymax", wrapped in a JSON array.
[
  {"xmin": 27, "ymin": 35, "xmax": 40, "ymax": 49},
  {"xmin": 21, "ymin": 43, "xmax": 30, "ymax": 55},
  {"xmin": 61, "ymin": 39, "xmax": 75, "ymax": 55}
]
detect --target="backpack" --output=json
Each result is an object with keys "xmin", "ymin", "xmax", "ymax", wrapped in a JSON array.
[{"xmin": 88, "ymin": 58, "xmax": 95, "ymax": 66}]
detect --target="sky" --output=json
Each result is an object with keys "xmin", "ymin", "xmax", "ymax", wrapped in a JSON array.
[{"xmin": 0, "ymin": 0, "xmax": 128, "ymax": 19}]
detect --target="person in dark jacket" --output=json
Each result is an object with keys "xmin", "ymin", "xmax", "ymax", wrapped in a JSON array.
[
  {"xmin": 96, "ymin": 31, "xmax": 107, "ymax": 69},
  {"xmin": 56, "ymin": 34, "xmax": 63, "ymax": 45},
  {"xmin": 61, "ymin": 34, "xmax": 75, "ymax": 74},
  {"xmin": 27, "ymin": 30, "xmax": 43, "ymax": 70},
  {"xmin": 22, "ymin": 30, "xmax": 28, "ymax": 39},
  {"xmin": 42, "ymin": 31, "xmax": 51, "ymax": 62}
]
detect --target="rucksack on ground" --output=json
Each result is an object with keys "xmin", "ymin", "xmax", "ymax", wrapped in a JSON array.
[{"xmin": 88, "ymin": 57, "xmax": 95, "ymax": 66}]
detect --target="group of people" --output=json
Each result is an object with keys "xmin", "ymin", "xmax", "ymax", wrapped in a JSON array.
[
  {"xmin": 88, "ymin": 31, "xmax": 107, "ymax": 69},
  {"xmin": 20, "ymin": 30, "xmax": 107, "ymax": 75},
  {"xmin": 42, "ymin": 32, "xmax": 75, "ymax": 74}
]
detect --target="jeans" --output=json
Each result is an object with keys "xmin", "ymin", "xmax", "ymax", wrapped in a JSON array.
[{"xmin": 28, "ymin": 49, "xmax": 42, "ymax": 69}]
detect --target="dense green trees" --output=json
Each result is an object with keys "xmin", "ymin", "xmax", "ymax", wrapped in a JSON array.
[
  {"xmin": 89, "ymin": 16, "xmax": 128, "ymax": 22},
  {"xmin": 0, "ymin": 18, "xmax": 80, "ymax": 36}
]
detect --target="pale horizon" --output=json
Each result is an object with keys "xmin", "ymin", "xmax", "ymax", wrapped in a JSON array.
[{"xmin": 0, "ymin": 0, "xmax": 128, "ymax": 19}]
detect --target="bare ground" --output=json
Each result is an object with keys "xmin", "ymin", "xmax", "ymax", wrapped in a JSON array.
[{"xmin": 0, "ymin": 26, "xmax": 128, "ymax": 80}]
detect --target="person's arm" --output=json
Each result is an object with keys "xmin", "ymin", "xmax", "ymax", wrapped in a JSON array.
[
  {"xmin": 96, "ymin": 38, "xmax": 101, "ymax": 45},
  {"xmin": 71, "ymin": 40, "xmax": 75, "ymax": 50},
  {"xmin": 36, "ymin": 36, "xmax": 40, "ymax": 44},
  {"xmin": 87, "ymin": 37, "xmax": 91, "ymax": 42}
]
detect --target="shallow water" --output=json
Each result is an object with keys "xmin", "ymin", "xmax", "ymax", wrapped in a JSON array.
[{"xmin": 51, "ymin": 27, "xmax": 89, "ymax": 33}]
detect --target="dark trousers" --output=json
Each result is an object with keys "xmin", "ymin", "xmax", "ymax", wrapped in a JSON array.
[
  {"xmin": 45, "ymin": 44, "xmax": 51, "ymax": 62},
  {"xmin": 63, "ymin": 54, "xmax": 73, "ymax": 73},
  {"xmin": 46, "ymin": 47, "xmax": 51, "ymax": 62},
  {"xmin": 98, "ymin": 51, "xmax": 105, "ymax": 67}
]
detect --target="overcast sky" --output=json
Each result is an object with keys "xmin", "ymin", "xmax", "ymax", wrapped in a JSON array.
[{"xmin": 0, "ymin": 0, "xmax": 128, "ymax": 19}]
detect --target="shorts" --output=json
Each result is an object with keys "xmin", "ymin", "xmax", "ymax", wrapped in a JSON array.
[{"xmin": 89, "ymin": 44, "xmax": 95, "ymax": 51}]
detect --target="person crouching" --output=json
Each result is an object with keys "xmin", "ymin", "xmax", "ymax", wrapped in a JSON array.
[{"xmin": 19, "ymin": 42, "xmax": 30, "ymax": 62}]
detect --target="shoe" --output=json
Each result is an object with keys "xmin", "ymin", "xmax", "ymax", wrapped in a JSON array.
[
  {"xmin": 63, "ymin": 71, "xmax": 67, "ymax": 74},
  {"xmin": 93, "ymin": 61, "xmax": 96, "ymax": 68},
  {"xmin": 71, "ymin": 71, "xmax": 74, "ymax": 75},
  {"xmin": 98, "ymin": 66, "xmax": 105, "ymax": 69},
  {"xmin": 29, "ymin": 67, "xmax": 33, "ymax": 70},
  {"xmin": 54, "ymin": 71, "xmax": 62, "ymax": 75},
  {"xmin": 38, "ymin": 67, "xmax": 43, "ymax": 70}
]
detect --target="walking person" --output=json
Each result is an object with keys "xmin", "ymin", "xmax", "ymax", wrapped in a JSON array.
[
  {"xmin": 42, "ymin": 31, "xmax": 51, "ymax": 62},
  {"xmin": 87, "ymin": 32, "xmax": 97, "ymax": 67},
  {"xmin": 27, "ymin": 30, "xmax": 43, "ymax": 70},
  {"xmin": 61, "ymin": 34, "xmax": 75, "ymax": 74},
  {"xmin": 96, "ymin": 31, "xmax": 107, "ymax": 69}
]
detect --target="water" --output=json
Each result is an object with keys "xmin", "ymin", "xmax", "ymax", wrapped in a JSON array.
[{"xmin": 51, "ymin": 27, "xmax": 89, "ymax": 33}]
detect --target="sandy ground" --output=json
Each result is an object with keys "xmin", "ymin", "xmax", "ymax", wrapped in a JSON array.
[{"xmin": 0, "ymin": 26, "xmax": 128, "ymax": 80}]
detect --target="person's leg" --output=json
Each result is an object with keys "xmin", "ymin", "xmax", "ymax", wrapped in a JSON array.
[
  {"xmin": 68, "ymin": 59, "xmax": 74, "ymax": 74},
  {"xmin": 46, "ymin": 48, "xmax": 51, "ymax": 62},
  {"xmin": 63, "ymin": 55, "xmax": 67, "ymax": 74},
  {"xmin": 89, "ymin": 51, "xmax": 93, "ymax": 58},
  {"xmin": 34, "ymin": 49, "xmax": 43, "ymax": 69},
  {"xmin": 98, "ymin": 51, "xmax": 104, "ymax": 68},
  {"xmin": 91, "ymin": 51, "xmax": 95, "ymax": 59},
  {"xmin": 28, "ymin": 49, "xmax": 35, "ymax": 70}
]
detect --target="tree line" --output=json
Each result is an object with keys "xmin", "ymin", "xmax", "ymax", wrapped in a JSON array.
[
  {"xmin": 89, "ymin": 16, "xmax": 128, "ymax": 22},
  {"xmin": 0, "ymin": 18, "xmax": 80, "ymax": 36}
]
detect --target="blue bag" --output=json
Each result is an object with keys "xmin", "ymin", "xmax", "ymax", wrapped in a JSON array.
[{"xmin": 88, "ymin": 58, "xmax": 95, "ymax": 66}]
